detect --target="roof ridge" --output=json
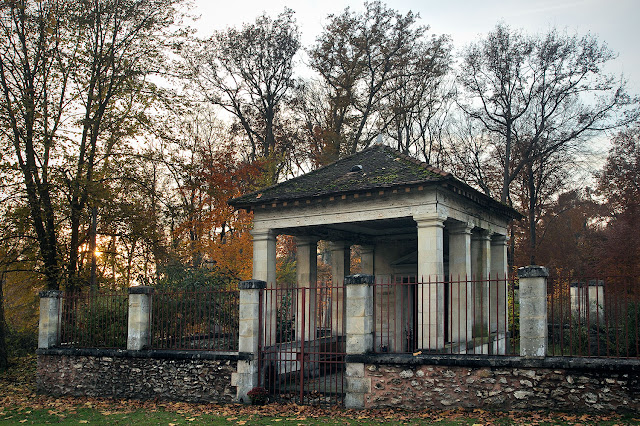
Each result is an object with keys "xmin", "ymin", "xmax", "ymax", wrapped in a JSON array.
[
  {"xmin": 380, "ymin": 145, "xmax": 451, "ymax": 178},
  {"xmin": 229, "ymin": 145, "xmax": 385, "ymax": 202}
]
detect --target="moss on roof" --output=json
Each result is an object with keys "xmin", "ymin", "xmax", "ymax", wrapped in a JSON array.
[{"xmin": 229, "ymin": 145, "xmax": 449, "ymax": 208}]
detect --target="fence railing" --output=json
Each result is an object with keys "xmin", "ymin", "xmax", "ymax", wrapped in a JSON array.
[
  {"xmin": 372, "ymin": 275, "xmax": 518, "ymax": 356},
  {"xmin": 59, "ymin": 290, "xmax": 129, "ymax": 349},
  {"xmin": 548, "ymin": 274, "xmax": 639, "ymax": 358},
  {"xmin": 150, "ymin": 289, "xmax": 239, "ymax": 351}
]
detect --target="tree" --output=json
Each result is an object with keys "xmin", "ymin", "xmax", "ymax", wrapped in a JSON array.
[
  {"xmin": 384, "ymin": 40, "xmax": 453, "ymax": 165},
  {"xmin": 184, "ymin": 9, "xmax": 300, "ymax": 183},
  {"xmin": 307, "ymin": 1, "xmax": 450, "ymax": 163},
  {"xmin": 151, "ymin": 108, "xmax": 263, "ymax": 282},
  {"xmin": 458, "ymin": 24, "xmax": 638, "ymax": 205},
  {"xmin": 0, "ymin": 0, "xmax": 187, "ymax": 291},
  {"xmin": 595, "ymin": 124, "xmax": 640, "ymax": 275},
  {"xmin": 457, "ymin": 24, "xmax": 639, "ymax": 264}
]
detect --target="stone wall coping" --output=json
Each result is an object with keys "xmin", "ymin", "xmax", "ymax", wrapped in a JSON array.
[
  {"xmin": 39, "ymin": 290, "xmax": 62, "ymax": 298},
  {"xmin": 128, "ymin": 286, "xmax": 155, "ymax": 295},
  {"xmin": 517, "ymin": 265, "xmax": 549, "ymax": 278},
  {"xmin": 238, "ymin": 280, "xmax": 267, "ymax": 290},
  {"xmin": 36, "ymin": 348, "xmax": 248, "ymax": 361},
  {"xmin": 346, "ymin": 353, "xmax": 640, "ymax": 373},
  {"xmin": 345, "ymin": 274, "xmax": 375, "ymax": 285}
]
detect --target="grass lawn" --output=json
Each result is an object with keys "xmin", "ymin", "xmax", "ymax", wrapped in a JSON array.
[{"xmin": 1, "ymin": 356, "xmax": 639, "ymax": 425}]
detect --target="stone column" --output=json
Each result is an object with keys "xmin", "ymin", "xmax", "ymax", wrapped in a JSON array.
[
  {"xmin": 127, "ymin": 286, "xmax": 154, "ymax": 350},
  {"xmin": 330, "ymin": 241, "xmax": 350, "ymax": 336},
  {"xmin": 471, "ymin": 229, "xmax": 491, "ymax": 344},
  {"xmin": 518, "ymin": 266, "xmax": 548, "ymax": 358},
  {"xmin": 252, "ymin": 229, "xmax": 277, "ymax": 342},
  {"xmin": 233, "ymin": 279, "xmax": 266, "ymax": 403},
  {"xmin": 360, "ymin": 245, "xmax": 375, "ymax": 275},
  {"xmin": 344, "ymin": 274, "xmax": 374, "ymax": 409},
  {"xmin": 448, "ymin": 222, "xmax": 473, "ymax": 346},
  {"xmin": 490, "ymin": 234, "xmax": 509, "ymax": 354},
  {"xmin": 296, "ymin": 237, "xmax": 318, "ymax": 341},
  {"xmin": 415, "ymin": 215, "xmax": 445, "ymax": 350},
  {"xmin": 38, "ymin": 290, "xmax": 62, "ymax": 349}
]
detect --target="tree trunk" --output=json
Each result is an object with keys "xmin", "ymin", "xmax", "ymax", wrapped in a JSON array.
[
  {"xmin": 0, "ymin": 274, "xmax": 8, "ymax": 371},
  {"xmin": 527, "ymin": 162, "xmax": 537, "ymax": 266}
]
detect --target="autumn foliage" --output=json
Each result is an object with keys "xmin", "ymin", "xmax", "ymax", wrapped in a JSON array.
[{"xmin": 172, "ymin": 143, "xmax": 264, "ymax": 283}]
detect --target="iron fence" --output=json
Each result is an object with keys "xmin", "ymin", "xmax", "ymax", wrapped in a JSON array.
[
  {"xmin": 259, "ymin": 282, "xmax": 345, "ymax": 406},
  {"xmin": 150, "ymin": 289, "xmax": 239, "ymax": 351},
  {"xmin": 547, "ymin": 274, "xmax": 639, "ymax": 358},
  {"xmin": 59, "ymin": 290, "xmax": 129, "ymax": 349},
  {"xmin": 372, "ymin": 275, "xmax": 518, "ymax": 356}
]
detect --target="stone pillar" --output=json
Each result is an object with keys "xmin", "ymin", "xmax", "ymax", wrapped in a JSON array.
[
  {"xmin": 330, "ymin": 241, "xmax": 350, "ymax": 336},
  {"xmin": 360, "ymin": 245, "xmax": 375, "ymax": 275},
  {"xmin": 296, "ymin": 237, "xmax": 318, "ymax": 341},
  {"xmin": 471, "ymin": 229, "xmax": 491, "ymax": 344},
  {"xmin": 518, "ymin": 266, "xmax": 548, "ymax": 358},
  {"xmin": 448, "ymin": 222, "xmax": 473, "ymax": 346},
  {"xmin": 38, "ymin": 290, "xmax": 62, "ymax": 349},
  {"xmin": 490, "ymin": 234, "xmax": 509, "ymax": 354},
  {"xmin": 344, "ymin": 274, "xmax": 374, "ymax": 409},
  {"xmin": 127, "ymin": 286, "xmax": 154, "ymax": 351},
  {"xmin": 415, "ymin": 215, "xmax": 445, "ymax": 350},
  {"xmin": 252, "ymin": 229, "xmax": 277, "ymax": 342},
  {"xmin": 233, "ymin": 279, "xmax": 266, "ymax": 403}
]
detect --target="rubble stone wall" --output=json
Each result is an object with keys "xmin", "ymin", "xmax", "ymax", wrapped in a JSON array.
[
  {"xmin": 37, "ymin": 349, "xmax": 238, "ymax": 403},
  {"xmin": 354, "ymin": 355, "xmax": 640, "ymax": 412}
]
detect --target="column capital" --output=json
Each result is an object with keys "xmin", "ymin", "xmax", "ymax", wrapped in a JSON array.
[
  {"xmin": 330, "ymin": 240, "xmax": 350, "ymax": 251},
  {"xmin": 295, "ymin": 236, "xmax": 319, "ymax": 246},
  {"xmin": 491, "ymin": 233, "xmax": 508, "ymax": 245},
  {"xmin": 250, "ymin": 228, "xmax": 276, "ymax": 241},
  {"xmin": 448, "ymin": 221, "xmax": 474, "ymax": 235},
  {"xmin": 414, "ymin": 214, "xmax": 446, "ymax": 228},
  {"xmin": 472, "ymin": 228, "xmax": 493, "ymax": 241}
]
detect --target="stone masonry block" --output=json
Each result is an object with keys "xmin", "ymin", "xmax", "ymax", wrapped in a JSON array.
[
  {"xmin": 346, "ymin": 334, "xmax": 373, "ymax": 354},
  {"xmin": 239, "ymin": 303, "xmax": 259, "ymax": 319},
  {"xmin": 346, "ymin": 363, "xmax": 365, "ymax": 378},
  {"xmin": 347, "ymin": 377, "xmax": 372, "ymax": 393},
  {"xmin": 345, "ymin": 392, "xmax": 365, "ymax": 409}
]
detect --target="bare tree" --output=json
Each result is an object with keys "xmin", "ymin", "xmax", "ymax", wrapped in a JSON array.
[
  {"xmin": 384, "ymin": 39, "xmax": 453, "ymax": 166},
  {"xmin": 308, "ymin": 1, "xmax": 450, "ymax": 162},
  {"xmin": 184, "ymin": 9, "xmax": 300, "ymax": 183},
  {"xmin": 458, "ymin": 24, "xmax": 638, "ymax": 205},
  {"xmin": 457, "ymin": 24, "xmax": 639, "ymax": 264}
]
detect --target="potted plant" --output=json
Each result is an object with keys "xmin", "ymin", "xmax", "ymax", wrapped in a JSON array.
[{"xmin": 247, "ymin": 386, "xmax": 269, "ymax": 405}]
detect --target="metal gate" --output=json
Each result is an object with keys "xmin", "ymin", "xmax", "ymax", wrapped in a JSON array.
[{"xmin": 258, "ymin": 282, "xmax": 345, "ymax": 405}]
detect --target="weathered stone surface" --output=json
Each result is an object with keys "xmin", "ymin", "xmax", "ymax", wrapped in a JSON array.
[
  {"xmin": 363, "ymin": 363, "xmax": 640, "ymax": 413},
  {"xmin": 37, "ymin": 354, "xmax": 236, "ymax": 403}
]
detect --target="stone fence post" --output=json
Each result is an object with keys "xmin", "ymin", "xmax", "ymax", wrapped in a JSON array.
[
  {"xmin": 127, "ymin": 286, "xmax": 154, "ymax": 351},
  {"xmin": 518, "ymin": 266, "xmax": 548, "ymax": 358},
  {"xmin": 38, "ymin": 290, "xmax": 62, "ymax": 349},
  {"xmin": 344, "ymin": 273, "xmax": 374, "ymax": 409},
  {"xmin": 232, "ymin": 279, "xmax": 265, "ymax": 403}
]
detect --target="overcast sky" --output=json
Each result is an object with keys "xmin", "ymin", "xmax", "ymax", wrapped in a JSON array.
[{"xmin": 191, "ymin": 0, "xmax": 640, "ymax": 93}]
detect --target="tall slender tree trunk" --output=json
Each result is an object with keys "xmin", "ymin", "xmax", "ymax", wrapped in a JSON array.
[
  {"xmin": 0, "ymin": 273, "xmax": 8, "ymax": 371},
  {"xmin": 527, "ymin": 163, "xmax": 537, "ymax": 265}
]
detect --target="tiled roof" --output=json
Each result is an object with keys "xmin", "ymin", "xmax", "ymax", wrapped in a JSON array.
[{"xmin": 229, "ymin": 145, "xmax": 451, "ymax": 208}]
